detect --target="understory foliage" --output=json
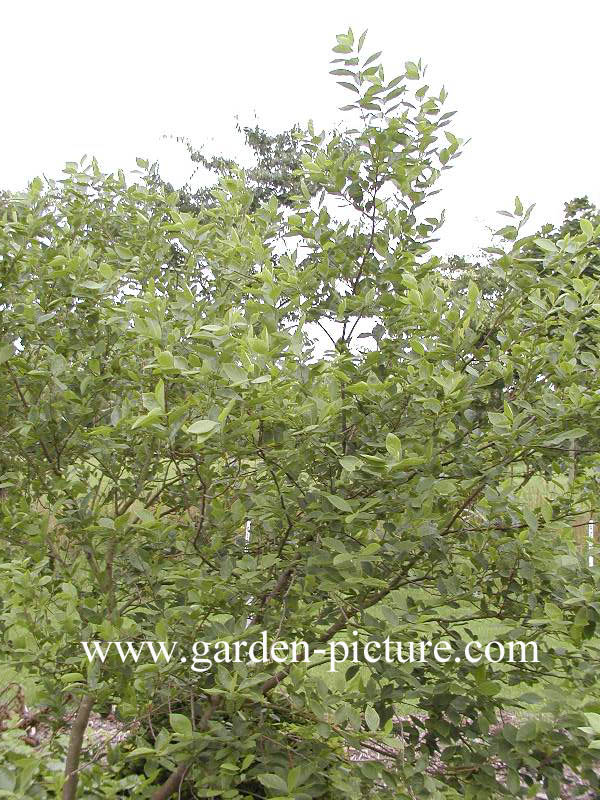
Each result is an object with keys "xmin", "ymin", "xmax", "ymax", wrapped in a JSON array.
[{"xmin": 1, "ymin": 28, "xmax": 600, "ymax": 800}]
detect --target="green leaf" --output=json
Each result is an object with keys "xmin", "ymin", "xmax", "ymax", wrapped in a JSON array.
[
  {"xmin": 585, "ymin": 713, "xmax": 600, "ymax": 734},
  {"xmin": 325, "ymin": 494, "xmax": 353, "ymax": 513},
  {"xmin": 257, "ymin": 773, "xmax": 288, "ymax": 793},
  {"xmin": 127, "ymin": 746, "xmax": 156, "ymax": 757},
  {"xmin": 580, "ymin": 218, "xmax": 594, "ymax": 239},
  {"xmin": 79, "ymin": 280, "xmax": 104, "ymax": 290},
  {"xmin": 0, "ymin": 344, "xmax": 14, "ymax": 364},
  {"xmin": 62, "ymin": 672, "xmax": 85, "ymax": 683},
  {"xmin": 385, "ymin": 86, "xmax": 405, "ymax": 103},
  {"xmin": 187, "ymin": 419, "xmax": 220, "ymax": 435},
  {"xmin": 154, "ymin": 379, "xmax": 165, "ymax": 411},
  {"xmin": 542, "ymin": 428, "xmax": 587, "ymax": 445},
  {"xmin": 222, "ymin": 363, "xmax": 248, "ymax": 384},
  {"xmin": 157, "ymin": 351, "xmax": 174, "ymax": 368},
  {"xmin": 218, "ymin": 399, "xmax": 236, "ymax": 423},
  {"xmin": 385, "ymin": 433, "xmax": 402, "ymax": 460},
  {"xmin": 506, "ymin": 770, "xmax": 520, "ymax": 794},
  {"xmin": 337, "ymin": 81, "xmax": 360, "ymax": 93},
  {"xmin": 146, "ymin": 318, "xmax": 162, "ymax": 340},
  {"xmin": 523, "ymin": 508, "xmax": 538, "ymax": 533},
  {"xmin": 363, "ymin": 51, "xmax": 382, "ymax": 68},
  {"xmin": 514, "ymin": 196, "xmax": 523, "ymax": 216},
  {"xmin": 515, "ymin": 720, "xmax": 538, "ymax": 741},
  {"xmin": 340, "ymin": 456, "xmax": 362, "ymax": 472},
  {"xmin": 534, "ymin": 238, "xmax": 558, "ymax": 253},
  {"xmin": 405, "ymin": 61, "xmax": 419, "ymax": 79},
  {"xmin": 365, "ymin": 705, "xmax": 379, "ymax": 731},
  {"xmin": 131, "ymin": 502, "xmax": 156, "ymax": 524},
  {"xmin": 131, "ymin": 407, "xmax": 163, "ymax": 429},
  {"xmin": 114, "ymin": 244, "xmax": 132, "ymax": 260},
  {"xmin": 170, "ymin": 713, "xmax": 193, "ymax": 738}
]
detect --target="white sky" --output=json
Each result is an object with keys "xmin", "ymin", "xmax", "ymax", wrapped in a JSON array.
[{"xmin": 2, "ymin": 1, "xmax": 599, "ymax": 257}]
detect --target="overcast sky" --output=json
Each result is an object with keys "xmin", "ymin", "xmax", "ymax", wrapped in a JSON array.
[{"xmin": 3, "ymin": 1, "xmax": 599, "ymax": 257}]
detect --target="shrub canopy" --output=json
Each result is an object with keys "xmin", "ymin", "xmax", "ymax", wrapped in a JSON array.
[{"xmin": 1, "ymin": 28, "xmax": 600, "ymax": 800}]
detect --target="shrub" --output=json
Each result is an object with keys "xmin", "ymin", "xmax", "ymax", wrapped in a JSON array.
[{"xmin": 1, "ymin": 28, "xmax": 600, "ymax": 800}]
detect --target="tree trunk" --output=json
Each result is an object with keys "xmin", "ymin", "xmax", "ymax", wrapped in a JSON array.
[{"xmin": 63, "ymin": 694, "xmax": 94, "ymax": 800}]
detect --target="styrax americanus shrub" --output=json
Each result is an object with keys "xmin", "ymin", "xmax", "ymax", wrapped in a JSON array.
[{"xmin": 1, "ymin": 28, "xmax": 600, "ymax": 800}]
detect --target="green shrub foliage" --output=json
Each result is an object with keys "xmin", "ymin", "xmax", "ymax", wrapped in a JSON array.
[{"xmin": 1, "ymin": 28, "xmax": 600, "ymax": 800}]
